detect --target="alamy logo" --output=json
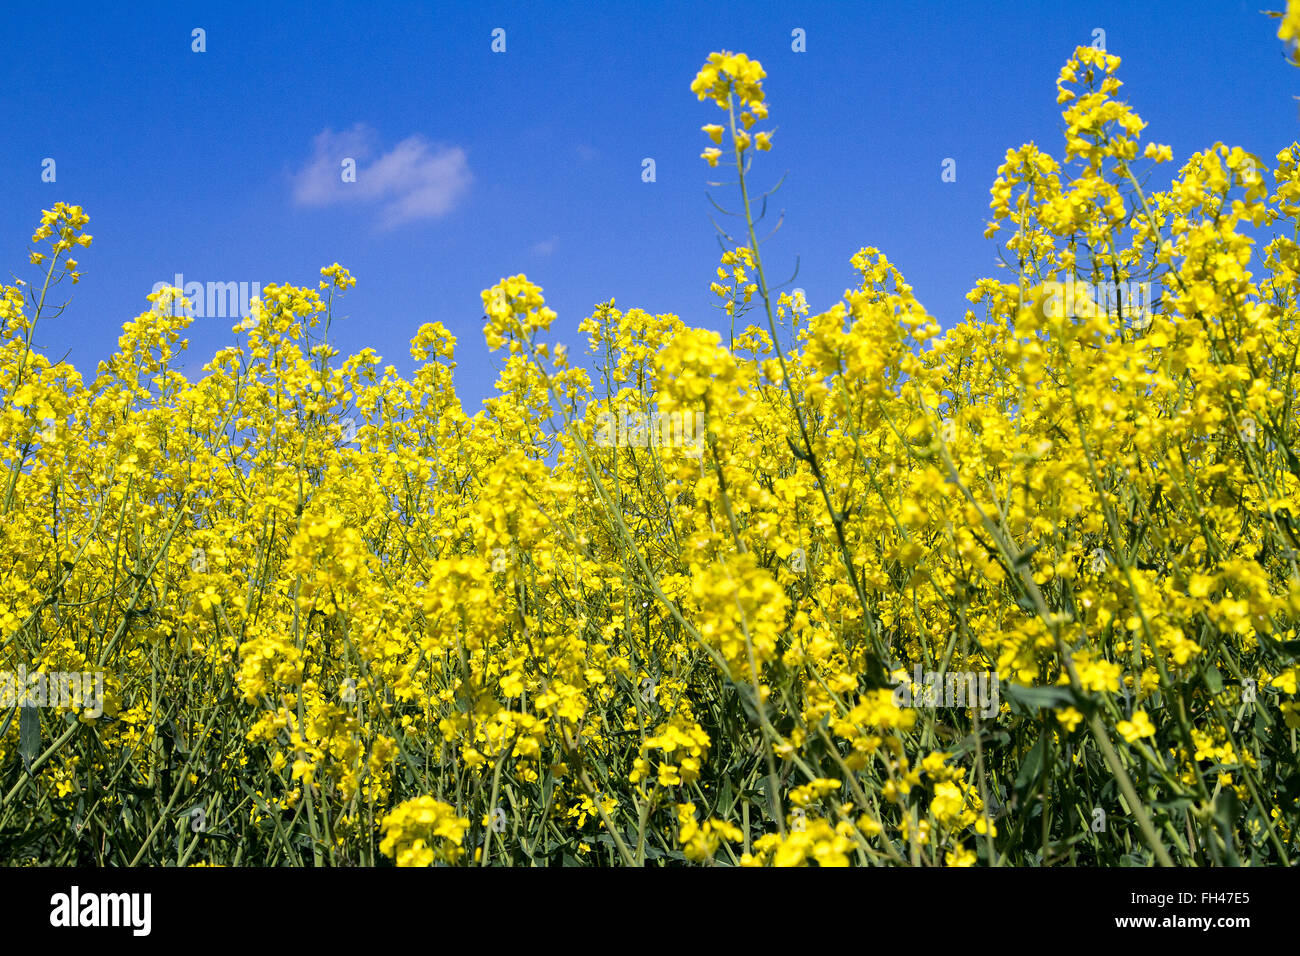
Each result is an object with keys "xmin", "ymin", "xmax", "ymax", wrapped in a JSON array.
[
  {"xmin": 150, "ymin": 274, "xmax": 261, "ymax": 318},
  {"xmin": 594, "ymin": 408, "xmax": 705, "ymax": 458},
  {"xmin": 49, "ymin": 886, "xmax": 151, "ymax": 936},
  {"xmin": 1040, "ymin": 279, "xmax": 1157, "ymax": 323},
  {"xmin": 891, "ymin": 665, "xmax": 1000, "ymax": 718},
  {"xmin": 0, "ymin": 666, "xmax": 103, "ymax": 718}
]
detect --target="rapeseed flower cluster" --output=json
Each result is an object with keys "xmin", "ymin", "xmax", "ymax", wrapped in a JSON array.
[{"xmin": 3, "ymin": 23, "xmax": 1300, "ymax": 866}]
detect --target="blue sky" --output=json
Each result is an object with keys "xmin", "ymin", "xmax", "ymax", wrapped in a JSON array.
[{"xmin": 2, "ymin": 0, "xmax": 1297, "ymax": 407}]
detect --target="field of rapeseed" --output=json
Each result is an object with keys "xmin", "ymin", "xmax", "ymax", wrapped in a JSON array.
[{"xmin": 4, "ymin": 18, "xmax": 1300, "ymax": 868}]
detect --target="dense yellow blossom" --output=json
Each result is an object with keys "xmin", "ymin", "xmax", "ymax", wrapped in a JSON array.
[{"xmin": 3, "ymin": 34, "xmax": 1300, "ymax": 868}]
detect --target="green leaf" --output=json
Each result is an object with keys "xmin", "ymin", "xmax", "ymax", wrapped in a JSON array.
[
  {"xmin": 1151, "ymin": 795, "xmax": 1195, "ymax": 815},
  {"xmin": 1013, "ymin": 735, "xmax": 1047, "ymax": 795},
  {"xmin": 1282, "ymin": 772, "xmax": 1300, "ymax": 804},
  {"xmin": 19, "ymin": 707, "xmax": 40, "ymax": 774},
  {"xmin": 1214, "ymin": 787, "xmax": 1241, "ymax": 825},
  {"xmin": 733, "ymin": 682, "xmax": 763, "ymax": 728},
  {"xmin": 1013, "ymin": 545, "xmax": 1040, "ymax": 566},
  {"xmin": 949, "ymin": 729, "xmax": 1010, "ymax": 758},
  {"xmin": 1003, "ymin": 682, "xmax": 1077, "ymax": 712},
  {"xmin": 1212, "ymin": 789, "xmax": 1242, "ymax": 866},
  {"xmin": 1202, "ymin": 665, "xmax": 1224, "ymax": 695}
]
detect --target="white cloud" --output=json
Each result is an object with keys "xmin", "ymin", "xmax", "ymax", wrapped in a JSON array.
[
  {"xmin": 531, "ymin": 235, "xmax": 560, "ymax": 257},
  {"xmin": 292, "ymin": 124, "xmax": 472, "ymax": 229}
]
